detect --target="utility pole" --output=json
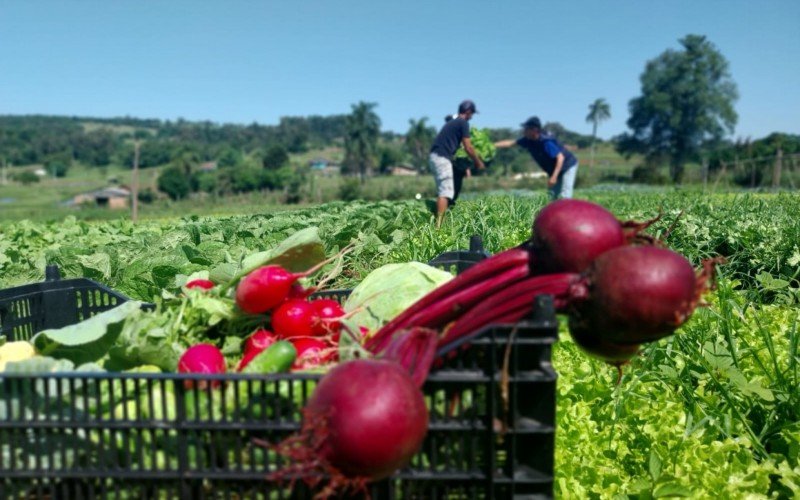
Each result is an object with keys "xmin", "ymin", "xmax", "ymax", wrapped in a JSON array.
[
  {"xmin": 702, "ymin": 158, "xmax": 708, "ymax": 192},
  {"xmin": 772, "ymin": 148, "xmax": 783, "ymax": 190},
  {"xmin": 131, "ymin": 141, "xmax": 140, "ymax": 223}
]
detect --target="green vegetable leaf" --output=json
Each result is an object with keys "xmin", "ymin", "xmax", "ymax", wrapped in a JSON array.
[
  {"xmin": 343, "ymin": 261, "xmax": 452, "ymax": 336},
  {"xmin": 241, "ymin": 226, "xmax": 326, "ymax": 274},
  {"xmin": 106, "ymin": 309, "xmax": 185, "ymax": 372},
  {"xmin": 182, "ymin": 245, "xmax": 213, "ymax": 266},
  {"xmin": 217, "ymin": 227, "xmax": 326, "ymax": 289},
  {"xmin": 649, "ymin": 449, "xmax": 663, "ymax": 481},
  {"xmin": 455, "ymin": 128, "xmax": 496, "ymax": 163},
  {"xmin": 31, "ymin": 301, "xmax": 142, "ymax": 365},
  {"xmin": 653, "ymin": 481, "xmax": 692, "ymax": 497}
]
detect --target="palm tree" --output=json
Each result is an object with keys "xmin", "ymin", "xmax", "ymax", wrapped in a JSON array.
[
  {"xmin": 406, "ymin": 117, "xmax": 436, "ymax": 173},
  {"xmin": 344, "ymin": 102, "xmax": 381, "ymax": 184},
  {"xmin": 586, "ymin": 98, "xmax": 611, "ymax": 168}
]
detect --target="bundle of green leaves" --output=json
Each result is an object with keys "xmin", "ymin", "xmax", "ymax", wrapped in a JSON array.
[{"xmin": 454, "ymin": 128, "xmax": 496, "ymax": 165}]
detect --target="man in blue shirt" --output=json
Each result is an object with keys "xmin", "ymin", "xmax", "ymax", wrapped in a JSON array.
[
  {"xmin": 429, "ymin": 100, "xmax": 485, "ymax": 226},
  {"xmin": 495, "ymin": 116, "xmax": 579, "ymax": 199}
]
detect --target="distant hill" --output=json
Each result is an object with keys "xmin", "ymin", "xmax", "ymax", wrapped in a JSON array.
[{"xmin": 0, "ymin": 114, "xmax": 349, "ymax": 168}]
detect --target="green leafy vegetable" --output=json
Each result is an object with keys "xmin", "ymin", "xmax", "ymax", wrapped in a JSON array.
[
  {"xmin": 217, "ymin": 227, "xmax": 326, "ymax": 288},
  {"xmin": 31, "ymin": 301, "xmax": 142, "ymax": 365},
  {"xmin": 343, "ymin": 262, "xmax": 453, "ymax": 333},
  {"xmin": 455, "ymin": 127, "xmax": 496, "ymax": 163}
]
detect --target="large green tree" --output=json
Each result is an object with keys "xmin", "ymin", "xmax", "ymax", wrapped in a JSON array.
[
  {"xmin": 343, "ymin": 102, "xmax": 381, "ymax": 183},
  {"xmin": 405, "ymin": 117, "xmax": 436, "ymax": 172},
  {"xmin": 586, "ymin": 98, "xmax": 611, "ymax": 168},
  {"xmin": 617, "ymin": 35, "xmax": 738, "ymax": 183}
]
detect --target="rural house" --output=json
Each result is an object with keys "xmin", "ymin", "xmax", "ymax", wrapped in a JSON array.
[
  {"xmin": 71, "ymin": 186, "xmax": 131, "ymax": 209},
  {"xmin": 309, "ymin": 158, "xmax": 341, "ymax": 176},
  {"xmin": 389, "ymin": 164, "xmax": 418, "ymax": 176}
]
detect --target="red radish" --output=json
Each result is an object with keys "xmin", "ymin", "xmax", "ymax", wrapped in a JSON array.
[
  {"xmin": 235, "ymin": 265, "xmax": 316, "ymax": 314},
  {"xmin": 237, "ymin": 329, "xmax": 279, "ymax": 371},
  {"xmin": 236, "ymin": 348, "xmax": 261, "ymax": 371},
  {"xmin": 311, "ymin": 299, "xmax": 345, "ymax": 339},
  {"xmin": 287, "ymin": 283, "xmax": 315, "ymax": 300},
  {"xmin": 530, "ymin": 199, "xmax": 626, "ymax": 274},
  {"xmin": 291, "ymin": 337, "xmax": 333, "ymax": 370},
  {"xmin": 185, "ymin": 279, "xmax": 215, "ymax": 291},
  {"xmin": 272, "ymin": 299, "xmax": 318, "ymax": 339},
  {"xmin": 243, "ymin": 328, "xmax": 277, "ymax": 355},
  {"xmin": 177, "ymin": 344, "xmax": 226, "ymax": 388},
  {"xmin": 269, "ymin": 359, "xmax": 428, "ymax": 491}
]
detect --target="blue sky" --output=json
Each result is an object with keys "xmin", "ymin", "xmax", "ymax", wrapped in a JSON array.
[{"xmin": 2, "ymin": 0, "xmax": 798, "ymax": 140}]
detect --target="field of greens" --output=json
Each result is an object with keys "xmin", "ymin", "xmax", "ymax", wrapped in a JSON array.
[{"xmin": 1, "ymin": 191, "xmax": 798, "ymax": 497}]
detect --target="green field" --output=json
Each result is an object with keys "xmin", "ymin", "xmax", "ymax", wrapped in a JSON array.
[
  {"xmin": 1, "ymin": 191, "xmax": 798, "ymax": 497},
  {"xmin": 0, "ymin": 143, "xmax": 713, "ymax": 223}
]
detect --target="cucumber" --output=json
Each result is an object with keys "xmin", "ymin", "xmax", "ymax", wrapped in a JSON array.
[{"xmin": 241, "ymin": 341, "xmax": 296, "ymax": 375}]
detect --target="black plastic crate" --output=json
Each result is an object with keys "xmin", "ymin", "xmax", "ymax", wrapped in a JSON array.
[
  {"xmin": 0, "ymin": 265, "xmax": 151, "ymax": 342},
  {"xmin": 0, "ymin": 237, "xmax": 557, "ymax": 499}
]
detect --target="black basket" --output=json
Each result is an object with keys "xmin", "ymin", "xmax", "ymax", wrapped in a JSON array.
[
  {"xmin": 0, "ymin": 265, "xmax": 153, "ymax": 342},
  {"xmin": 0, "ymin": 236, "xmax": 557, "ymax": 499}
]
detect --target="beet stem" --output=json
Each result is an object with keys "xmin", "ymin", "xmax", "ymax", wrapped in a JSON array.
[
  {"xmin": 438, "ymin": 274, "xmax": 575, "ymax": 348},
  {"xmin": 365, "ymin": 248, "xmax": 530, "ymax": 353}
]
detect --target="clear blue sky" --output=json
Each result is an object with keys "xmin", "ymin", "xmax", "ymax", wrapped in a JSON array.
[{"xmin": 2, "ymin": 0, "xmax": 798, "ymax": 140}]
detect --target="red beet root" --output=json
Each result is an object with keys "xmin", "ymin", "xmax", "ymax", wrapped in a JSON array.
[
  {"xmin": 530, "ymin": 199, "xmax": 626, "ymax": 274},
  {"xmin": 271, "ymin": 359, "xmax": 428, "ymax": 491},
  {"xmin": 568, "ymin": 325, "xmax": 641, "ymax": 365},
  {"xmin": 568, "ymin": 246, "xmax": 716, "ymax": 344}
]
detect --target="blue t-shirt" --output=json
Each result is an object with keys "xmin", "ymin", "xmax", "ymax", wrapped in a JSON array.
[
  {"xmin": 516, "ymin": 135, "xmax": 578, "ymax": 176},
  {"xmin": 430, "ymin": 118, "xmax": 470, "ymax": 160}
]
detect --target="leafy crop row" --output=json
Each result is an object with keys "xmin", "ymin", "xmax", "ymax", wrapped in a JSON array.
[{"xmin": 1, "ymin": 191, "xmax": 798, "ymax": 496}]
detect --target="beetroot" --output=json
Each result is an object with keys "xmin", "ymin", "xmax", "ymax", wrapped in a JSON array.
[
  {"xmin": 568, "ymin": 246, "xmax": 711, "ymax": 344},
  {"xmin": 271, "ymin": 359, "xmax": 428, "ymax": 492},
  {"xmin": 568, "ymin": 325, "xmax": 641, "ymax": 365},
  {"xmin": 530, "ymin": 199, "xmax": 626, "ymax": 274},
  {"xmin": 377, "ymin": 327, "xmax": 438, "ymax": 387}
]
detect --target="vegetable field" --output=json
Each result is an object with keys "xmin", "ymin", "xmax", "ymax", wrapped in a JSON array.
[{"xmin": 1, "ymin": 191, "xmax": 799, "ymax": 497}]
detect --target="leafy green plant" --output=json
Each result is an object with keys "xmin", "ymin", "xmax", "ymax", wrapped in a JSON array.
[{"xmin": 455, "ymin": 127, "xmax": 496, "ymax": 164}]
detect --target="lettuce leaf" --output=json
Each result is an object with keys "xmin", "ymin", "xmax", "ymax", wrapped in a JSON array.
[{"xmin": 343, "ymin": 262, "xmax": 453, "ymax": 333}]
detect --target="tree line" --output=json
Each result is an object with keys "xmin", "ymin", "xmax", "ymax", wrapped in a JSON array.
[{"xmin": 2, "ymin": 34, "xmax": 798, "ymax": 194}]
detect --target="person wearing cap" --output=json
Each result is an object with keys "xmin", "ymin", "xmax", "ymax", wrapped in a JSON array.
[
  {"xmin": 495, "ymin": 116, "xmax": 579, "ymax": 200},
  {"xmin": 429, "ymin": 100, "xmax": 485, "ymax": 227}
]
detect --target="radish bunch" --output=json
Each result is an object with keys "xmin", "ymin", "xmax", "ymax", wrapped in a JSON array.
[{"xmin": 235, "ymin": 265, "xmax": 346, "ymax": 372}]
